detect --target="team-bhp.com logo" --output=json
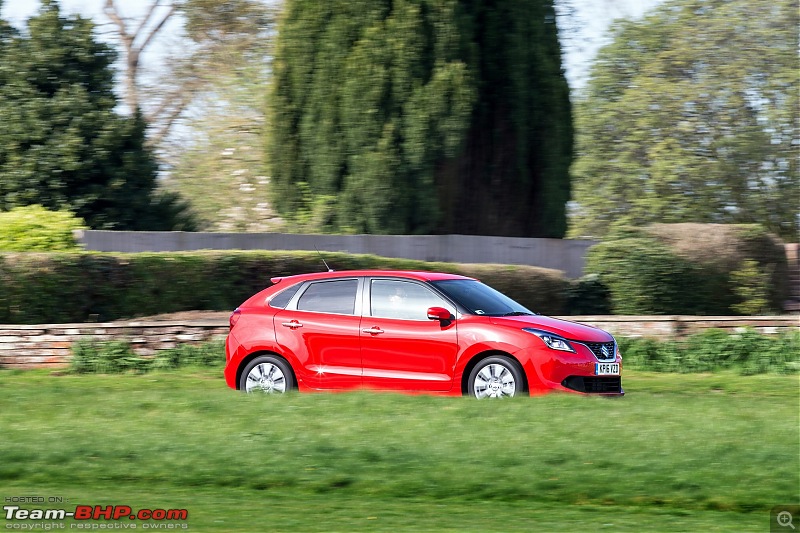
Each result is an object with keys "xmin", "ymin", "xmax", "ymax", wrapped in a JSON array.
[{"xmin": 4, "ymin": 505, "xmax": 188, "ymax": 529}]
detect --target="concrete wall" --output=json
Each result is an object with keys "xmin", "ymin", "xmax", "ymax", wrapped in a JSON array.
[
  {"xmin": 2, "ymin": 315, "xmax": 796, "ymax": 369},
  {"xmin": 77, "ymin": 231, "xmax": 597, "ymax": 279}
]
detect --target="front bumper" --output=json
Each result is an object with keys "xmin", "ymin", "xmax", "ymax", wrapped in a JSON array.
[
  {"xmin": 561, "ymin": 375, "xmax": 624, "ymax": 395},
  {"xmin": 518, "ymin": 343, "xmax": 624, "ymax": 396}
]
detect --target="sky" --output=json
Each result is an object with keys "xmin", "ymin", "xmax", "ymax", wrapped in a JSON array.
[
  {"xmin": 3, "ymin": 0, "xmax": 169, "ymax": 27},
  {"xmin": 554, "ymin": 0, "xmax": 664, "ymax": 88},
  {"xmin": 2, "ymin": 0, "xmax": 665, "ymax": 91},
  {"xmin": 2, "ymin": 0, "xmax": 181, "ymax": 79}
]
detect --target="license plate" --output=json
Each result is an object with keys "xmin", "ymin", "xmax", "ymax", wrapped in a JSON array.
[{"xmin": 595, "ymin": 363, "xmax": 619, "ymax": 376}]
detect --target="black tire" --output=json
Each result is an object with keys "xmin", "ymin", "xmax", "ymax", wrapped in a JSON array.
[
  {"xmin": 467, "ymin": 356, "xmax": 524, "ymax": 398},
  {"xmin": 239, "ymin": 355, "xmax": 294, "ymax": 394}
]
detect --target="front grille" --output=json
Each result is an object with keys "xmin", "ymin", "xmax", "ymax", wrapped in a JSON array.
[
  {"xmin": 582, "ymin": 341, "xmax": 616, "ymax": 361},
  {"xmin": 562, "ymin": 376, "xmax": 622, "ymax": 394}
]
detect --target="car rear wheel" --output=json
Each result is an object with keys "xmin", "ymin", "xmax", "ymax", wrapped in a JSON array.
[
  {"xmin": 468, "ymin": 356, "xmax": 523, "ymax": 398},
  {"xmin": 240, "ymin": 355, "xmax": 294, "ymax": 394}
]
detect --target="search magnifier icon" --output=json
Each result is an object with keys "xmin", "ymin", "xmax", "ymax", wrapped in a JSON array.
[{"xmin": 778, "ymin": 511, "xmax": 796, "ymax": 530}]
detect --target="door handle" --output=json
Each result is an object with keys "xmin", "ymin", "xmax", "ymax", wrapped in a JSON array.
[
  {"xmin": 282, "ymin": 321, "xmax": 303, "ymax": 329},
  {"xmin": 362, "ymin": 327, "xmax": 384, "ymax": 335}
]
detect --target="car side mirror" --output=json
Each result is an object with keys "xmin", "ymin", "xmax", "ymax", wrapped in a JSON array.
[{"xmin": 427, "ymin": 307, "xmax": 453, "ymax": 322}]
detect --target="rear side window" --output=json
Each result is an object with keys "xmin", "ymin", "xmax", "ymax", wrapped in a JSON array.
[
  {"xmin": 268, "ymin": 283, "xmax": 301, "ymax": 309},
  {"xmin": 296, "ymin": 279, "xmax": 358, "ymax": 315}
]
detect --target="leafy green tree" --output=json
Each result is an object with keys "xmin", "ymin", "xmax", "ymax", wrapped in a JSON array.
[
  {"xmin": 569, "ymin": 0, "xmax": 799, "ymax": 240},
  {"xmin": 0, "ymin": 0, "xmax": 194, "ymax": 230},
  {"xmin": 269, "ymin": 0, "xmax": 572, "ymax": 236}
]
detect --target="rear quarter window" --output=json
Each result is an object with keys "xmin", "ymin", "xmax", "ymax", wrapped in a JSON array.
[{"xmin": 268, "ymin": 283, "xmax": 302, "ymax": 309}]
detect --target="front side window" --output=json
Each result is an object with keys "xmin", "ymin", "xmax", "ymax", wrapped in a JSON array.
[
  {"xmin": 296, "ymin": 279, "xmax": 358, "ymax": 315},
  {"xmin": 431, "ymin": 279, "xmax": 534, "ymax": 317},
  {"xmin": 370, "ymin": 279, "xmax": 450, "ymax": 320}
]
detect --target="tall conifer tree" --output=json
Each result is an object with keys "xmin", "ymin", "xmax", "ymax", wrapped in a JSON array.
[{"xmin": 269, "ymin": 0, "xmax": 572, "ymax": 237}]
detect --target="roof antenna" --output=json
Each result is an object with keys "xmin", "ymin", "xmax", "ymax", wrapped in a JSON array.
[{"xmin": 315, "ymin": 246, "xmax": 334, "ymax": 272}]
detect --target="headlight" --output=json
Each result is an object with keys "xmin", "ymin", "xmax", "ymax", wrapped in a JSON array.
[{"xmin": 523, "ymin": 328, "xmax": 575, "ymax": 352}]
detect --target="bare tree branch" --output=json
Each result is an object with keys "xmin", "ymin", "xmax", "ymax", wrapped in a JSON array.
[
  {"xmin": 149, "ymin": 95, "xmax": 190, "ymax": 147},
  {"xmin": 104, "ymin": 0, "xmax": 139, "ymax": 112},
  {"xmin": 132, "ymin": 0, "xmax": 164, "ymax": 40},
  {"xmin": 136, "ymin": 4, "xmax": 177, "ymax": 58},
  {"xmin": 104, "ymin": 0, "xmax": 274, "ymax": 151},
  {"xmin": 103, "ymin": 0, "xmax": 176, "ymax": 118},
  {"xmin": 146, "ymin": 74, "xmax": 204, "ymax": 146}
]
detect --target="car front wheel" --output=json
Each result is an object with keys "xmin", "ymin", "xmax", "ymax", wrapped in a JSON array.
[
  {"xmin": 468, "ymin": 356, "xmax": 524, "ymax": 398},
  {"xmin": 240, "ymin": 355, "xmax": 294, "ymax": 394}
]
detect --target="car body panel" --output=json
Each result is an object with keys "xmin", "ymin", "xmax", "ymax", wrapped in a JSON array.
[
  {"xmin": 359, "ymin": 316, "xmax": 458, "ymax": 391},
  {"xmin": 273, "ymin": 308, "xmax": 363, "ymax": 390}
]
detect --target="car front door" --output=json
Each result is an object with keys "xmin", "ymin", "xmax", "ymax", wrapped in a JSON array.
[
  {"xmin": 359, "ymin": 278, "xmax": 458, "ymax": 392},
  {"xmin": 273, "ymin": 278, "xmax": 362, "ymax": 390}
]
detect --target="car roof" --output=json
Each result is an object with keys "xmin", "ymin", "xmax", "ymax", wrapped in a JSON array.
[{"xmin": 270, "ymin": 270, "xmax": 475, "ymax": 285}]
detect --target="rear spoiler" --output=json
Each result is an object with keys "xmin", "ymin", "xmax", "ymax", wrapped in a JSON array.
[{"xmin": 270, "ymin": 277, "xmax": 284, "ymax": 284}]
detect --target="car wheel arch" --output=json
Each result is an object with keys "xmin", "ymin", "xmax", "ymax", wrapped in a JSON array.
[
  {"xmin": 236, "ymin": 351, "xmax": 298, "ymax": 391},
  {"xmin": 460, "ymin": 351, "xmax": 528, "ymax": 396}
]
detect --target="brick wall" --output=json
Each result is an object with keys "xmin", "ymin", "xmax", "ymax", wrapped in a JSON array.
[{"xmin": 0, "ymin": 315, "xmax": 796, "ymax": 370}]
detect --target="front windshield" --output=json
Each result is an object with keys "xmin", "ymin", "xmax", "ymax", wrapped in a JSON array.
[{"xmin": 430, "ymin": 279, "xmax": 535, "ymax": 317}]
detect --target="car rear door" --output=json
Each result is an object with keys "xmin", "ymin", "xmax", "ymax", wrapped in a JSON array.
[
  {"xmin": 359, "ymin": 278, "xmax": 458, "ymax": 392},
  {"xmin": 273, "ymin": 277, "xmax": 363, "ymax": 390}
]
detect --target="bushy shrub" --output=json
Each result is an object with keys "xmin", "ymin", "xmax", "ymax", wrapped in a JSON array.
[
  {"xmin": 565, "ymin": 274, "xmax": 612, "ymax": 315},
  {"xmin": 730, "ymin": 259, "xmax": 771, "ymax": 315},
  {"xmin": 585, "ymin": 237, "xmax": 703, "ymax": 314},
  {"xmin": 71, "ymin": 339, "xmax": 146, "ymax": 374},
  {"xmin": 619, "ymin": 328, "xmax": 799, "ymax": 374},
  {"xmin": 585, "ymin": 224, "xmax": 788, "ymax": 315},
  {"xmin": 153, "ymin": 339, "xmax": 225, "ymax": 370},
  {"xmin": 0, "ymin": 205, "xmax": 85, "ymax": 251},
  {"xmin": 647, "ymin": 223, "xmax": 788, "ymax": 312},
  {"xmin": 0, "ymin": 251, "xmax": 568, "ymax": 324},
  {"xmin": 70, "ymin": 339, "xmax": 225, "ymax": 374}
]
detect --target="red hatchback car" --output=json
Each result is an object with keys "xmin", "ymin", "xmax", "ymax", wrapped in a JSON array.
[{"xmin": 224, "ymin": 270, "xmax": 623, "ymax": 398}]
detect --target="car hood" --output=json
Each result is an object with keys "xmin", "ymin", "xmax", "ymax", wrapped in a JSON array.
[{"xmin": 489, "ymin": 315, "xmax": 613, "ymax": 342}]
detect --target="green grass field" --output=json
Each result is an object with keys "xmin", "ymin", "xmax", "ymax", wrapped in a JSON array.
[{"xmin": 1, "ymin": 369, "xmax": 797, "ymax": 532}]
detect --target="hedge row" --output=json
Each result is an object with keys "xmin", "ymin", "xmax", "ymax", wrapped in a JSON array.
[
  {"xmin": 585, "ymin": 224, "xmax": 788, "ymax": 315},
  {"xmin": 0, "ymin": 251, "xmax": 568, "ymax": 324}
]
